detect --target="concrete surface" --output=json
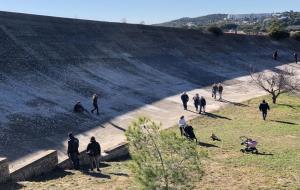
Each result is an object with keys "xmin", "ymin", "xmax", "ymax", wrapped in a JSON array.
[{"xmin": 0, "ymin": 11, "xmax": 299, "ymax": 170}]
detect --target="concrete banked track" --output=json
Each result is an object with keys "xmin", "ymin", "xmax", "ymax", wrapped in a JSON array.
[{"xmin": 0, "ymin": 11, "xmax": 299, "ymax": 169}]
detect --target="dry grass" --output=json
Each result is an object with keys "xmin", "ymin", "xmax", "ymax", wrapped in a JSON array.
[{"xmin": 2, "ymin": 93, "xmax": 300, "ymax": 189}]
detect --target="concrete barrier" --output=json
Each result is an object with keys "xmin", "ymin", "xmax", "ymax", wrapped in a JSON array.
[
  {"xmin": 0, "ymin": 158, "xmax": 10, "ymax": 183},
  {"xmin": 10, "ymin": 150, "xmax": 58, "ymax": 182},
  {"xmin": 58, "ymin": 142, "xmax": 129, "ymax": 169}
]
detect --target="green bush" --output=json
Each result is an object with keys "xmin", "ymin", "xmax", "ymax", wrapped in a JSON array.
[
  {"xmin": 290, "ymin": 31, "xmax": 300, "ymax": 41},
  {"xmin": 126, "ymin": 117, "xmax": 205, "ymax": 190},
  {"xmin": 268, "ymin": 29, "xmax": 290, "ymax": 40},
  {"xmin": 207, "ymin": 26, "xmax": 223, "ymax": 36}
]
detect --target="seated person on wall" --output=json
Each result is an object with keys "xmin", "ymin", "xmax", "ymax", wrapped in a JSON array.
[{"xmin": 73, "ymin": 101, "xmax": 85, "ymax": 113}]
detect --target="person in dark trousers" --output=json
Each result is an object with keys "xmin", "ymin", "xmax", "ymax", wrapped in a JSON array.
[
  {"xmin": 199, "ymin": 96, "xmax": 206, "ymax": 114},
  {"xmin": 73, "ymin": 101, "xmax": 85, "ymax": 113},
  {"xmin": 86, "ymin": 136, "xmax": 101, "ymax": 172},
  {"xmin": 91, "ymin": 94, "xmax": 99, "ymax": 115},
  {"xmin": 294, "ymin": 52, "xmax": 298, "ymax": 64},
  {"xmin": 67, "ymin": 133, "xmax": 80, "ymax": 169},
  {"xmin": 193, "ymin": 93, "xmax": 200, "ymax": 112},
  {"xmin": 273, "ymin": 50, "xmax": 278, "ymax": 60},
  {"xmin": 212, "ymin": 83, "xmax": 218, "ymax": 100},
  {"xmin": 259, "ymin": 100, "xmax": 270, "ymax": 120},
  {"xmin": 181, "ymin": 92, "xmax": 189, "ymax": 110},
  {"xmin": 218, "ymin": 83, "xmax": 223, "ymax": 100}
]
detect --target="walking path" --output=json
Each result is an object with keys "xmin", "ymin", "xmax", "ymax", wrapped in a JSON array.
[{"xmin": 10, "ymin": 63, "xmax": 300, "ymax": 171}]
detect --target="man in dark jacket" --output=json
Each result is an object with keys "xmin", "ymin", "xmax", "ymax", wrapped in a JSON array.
[
  {"xmin": 218, "ymin": 83, "xmax": 223, "ymax": 100},
  {"xmin": 199, "ymin": 96, "xmax": 206, "ymax": 114},
  {"xmin": 67, "ymin": 133, "xmax": 80, "ymax": 169},
  {"xmin": 259, "ymin": 100, "xmax": 270, "ymax": 120},
  {"xmin": 86, "ymin": 136, "xmax": 101, "ymax": 171},
  {"xmin": 181, "ymin": 92, "xmax": 189, "ymax": 110},
  {"xmin": 294, "ymin": 52, "xmax": 298, "ymax": 64},
  {"xmin": 212, "ymin": 84, "xmax": 218, "ymax": 100},
  {"xmin": 91, "ymin": 94, "xmax": 99, "ymax": 115},
  {"xmin": 193, "ymin": 94, "xmax": 200, "ymax": 111}
]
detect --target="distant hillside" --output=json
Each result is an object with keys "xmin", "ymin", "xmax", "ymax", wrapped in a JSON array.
[
  {"xmin": 156, "ymin": 12, "xmax": 300, "ymax": 33},
  {"xmin": 155, "ymin": 14, "xmax": 228, "ymax": 28}
]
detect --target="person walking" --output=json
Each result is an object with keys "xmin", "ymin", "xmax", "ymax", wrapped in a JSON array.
[
  {"xmin": 273, "ymin": 50, "xmax": 278, "ymax": 60},
  {"xmin": 86, "ymin": 136, "xmax": 101, "ymax": 172},
  {"xmin": 294, "ymin": 52, "xmax": 298, "ymax": 64},
  {"xmin": 218, "ymin": 83, "xmax": 223, "ymax": 100},
  {"xmin": 181, "ymin": 92, "xmax": 189, "ymax": 110},
  {"xmin": 199, "ymin": 96, "xmax": 206, "ymax": 114},
  {"xmin": 91, "ymin": 94, "xmax": 99, "ymax": 115},
  {"xmin": 193, "ymin": 94, "xmax": 200, "ymax": 112},
  {"xmin": 67, "ymin": 133, "xmax": 80, "ymax": 170},
  {"xmin": 259, "ymin": 100, "xmax": 270, "ymax": 120},
  {"xmin": 212, "ymin": 84, "xmax": 218, "ymax": 100},
  {"xmin": 178, "ymin": 116, "xmax": 187, "ymax": 136}
]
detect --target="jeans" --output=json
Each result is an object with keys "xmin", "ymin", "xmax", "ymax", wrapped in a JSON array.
[
  {"xmin": 262, "ymin": 111, "xmax": 267, "ymax": 120},
  {"xmin": 89, "ymin": 155, "xmax": 100, "ymax": 170},
  {"xmin": 199, "ymin": 105, "xmax": 205, "ymax": 113},
  {"xmin": 69, "ymin": 153, "xmax": 79, "ymax": 169},
  {"xmin": 182, "ymin": 102, "xmax": 188, "ymax": 110},
  {"xmin": 91, "ymin": 104, "xmax": 99, "ymax": 114}
]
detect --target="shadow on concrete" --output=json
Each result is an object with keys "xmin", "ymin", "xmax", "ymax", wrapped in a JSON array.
[
  {"xmin": 220, "ymin": 99, "xmax": 249, "ymax": 107},
  {"xmin": 0, "ymin": 183, "xmax": 24, "ymax": 190},
  {"xmin": 198, "ymin": 141, "xmax": 219, "ymax": 148},
  {"xmin": 108, "ymin": 122, "xmax": 126, "ymax": 132},
  {"xmin": 270, "ymin": 120, "xmax": 298, "ymax": 125},
  {"xmin": 204, "ymin": 112, "xmax": 232, "ymax": 120}
]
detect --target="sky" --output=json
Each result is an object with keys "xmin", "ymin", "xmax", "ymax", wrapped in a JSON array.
[{"xmin": 0, "ymin": 0, "xmax": 299, "ymax": 24}]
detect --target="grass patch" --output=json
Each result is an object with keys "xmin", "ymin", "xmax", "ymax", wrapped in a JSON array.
[{"xmin": 3, "ymin": 93, "xmax": 300, "ymax": 189}]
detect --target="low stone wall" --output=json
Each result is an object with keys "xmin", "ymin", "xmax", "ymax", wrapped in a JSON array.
[
  {"xmin": 58, "ymin": 142, "xmax": 129, "ymax": 169},
  {"xmin": 0, "ymin": 142, "xmax": 129, "ymax": 184},
  {"xmin": 10, "ymin": 150, "xmax": 58, "ymax": 182},
  {"xmin": 0, "ymin": 158, "xmax": 9, "ymax": 183}
]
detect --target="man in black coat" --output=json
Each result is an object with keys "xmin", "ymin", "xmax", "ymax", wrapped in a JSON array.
[
  {"xmin": 294, "ymin": 52, "xmax": 298, "ymax": 64},
  {"xmin": 181, "ymin": 92, "xmax": 189, "ymax": 110},
  {"xmin": 91, "ymin": 94, "xmax": 99, "ymax": 115},
  {"xmin": 199, "ymin": 96, "xmax": 206, "ymax": 114},
  {"xmin": 259, "ymin": 100, "xmax": 270, "ymax": 120},
  {"xmin": 86, "ymin": 136, "xmax": 101, "ymax": 171},
  {"xmin": 193, "ymin": 94, "xmax": 200, "ymax": 111},
  {"xmin": 67, "ymin": 133, "xmax": 80, "ymax": 169}
]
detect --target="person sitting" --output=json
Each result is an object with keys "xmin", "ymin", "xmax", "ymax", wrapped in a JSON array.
[
  {"xmin": 183, "ymin": 125, "xmax": 197, "ymax": 142},
  {"xmin": 74, "ymin": 101, "xmax": 85, "ymax": 113}
]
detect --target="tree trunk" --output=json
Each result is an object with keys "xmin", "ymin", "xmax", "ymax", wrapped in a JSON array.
[{"xmin": 272, "ymin": 95, "xmax": 277, "ymax": 104}]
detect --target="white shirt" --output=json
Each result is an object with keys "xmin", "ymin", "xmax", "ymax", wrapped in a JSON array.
[{"xmin": 178, "ymin": 118, "xmax": 187, "ymax": 128}]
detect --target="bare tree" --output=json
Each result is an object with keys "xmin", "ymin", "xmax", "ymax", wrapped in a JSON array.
[{"xmin": 250, "ymin": 67, "xmax": 300, "ymax": 104}]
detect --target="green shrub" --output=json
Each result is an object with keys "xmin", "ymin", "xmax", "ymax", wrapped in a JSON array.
[
  {"xmin": 268, "ymin": 29, "xmax": 290, "ymax": 40},
  {"xmin": 125, "ymin": 117, "xmax": 205, "ymax": 190},
  {"xmin": 290, "ymin": 31, "xmax": 300, "ymax": 41},
  {"xmin": 207, "ymin": 26, "xmax": 223, "ymax": 36}
]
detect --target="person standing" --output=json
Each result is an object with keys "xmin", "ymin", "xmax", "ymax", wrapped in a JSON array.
[
  {"xmin": 212, "ymin": 84, "xmax": 218, "ymax": 100},
  {"xmin": 181, "ymin": 92, "xmax": 189, "ymax": 110},
  {"xmin": 86, "ymin": 136, "xmax": 101, "ymax": 172},
  {"xmin": 273, "ymin": 50, "xmax": 278, "ymax": 60},
  {"xmin": 67, "ymin": 133, "xmax": 80, "ymax": 170},
  {"xmin": 218, "ymin": 83, "xmax": 223, "ymax": 100},
  {"xmin": 294, "ymin": 52, "xmax": 298, "ymax": 64},
  {"xmin": 91, "ymin": 94, "xmax": 99, "ymax": 115},
  {"xmin": 199, "ymin": 96, "xmax": 206, "ymax": 114},
  {"xmin": 193, "ymin": 94, "xmax": 200, "ymax": 112},
  {"xmin": 259, "ymin": 100, "xmax": 270, "ymax": 120},
  {"xmin": 178, "ymin": 116, "xmax": 187, "ymax": 136}
]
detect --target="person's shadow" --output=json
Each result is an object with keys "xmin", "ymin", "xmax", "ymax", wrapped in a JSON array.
[
  {"xmin": 198, "ymin": 141, "xmax": 219, "ymax": 148},
  {"xmin": 204, "ymin": 112, "xmax": 232, "ymax": 120}
]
